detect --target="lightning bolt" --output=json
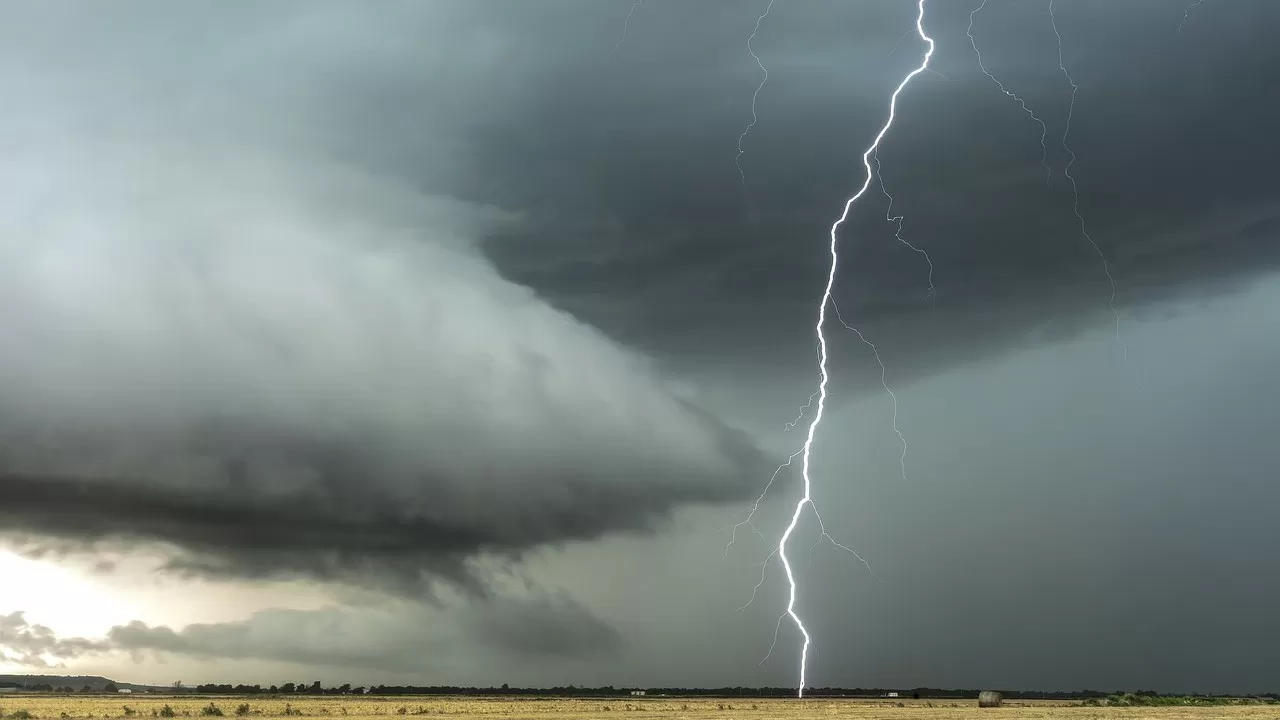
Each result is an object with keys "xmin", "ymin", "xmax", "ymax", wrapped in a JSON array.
[
  {"xmin": 610, "ymin": 0, "xmax": 644, "ymax": 56},
  {"xmin": 772, "ymin": 0, "xmax": 934, "ymax": 697},
  {"xmin": 736, "ymin": 0, "xmax": 777, "ymax": 185},
  {"xmin": 1048, "ymin": 0, "xmax": 1127, "ymax": 359},
  {"xmin": 966, "ymin": 0, "xmax": 1053, "ymax": 187}
]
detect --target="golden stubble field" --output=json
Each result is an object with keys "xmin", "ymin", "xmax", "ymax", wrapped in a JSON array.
[{"xmin": 2, "ymin": 695, "xmax": 1278, "ymax": 720}]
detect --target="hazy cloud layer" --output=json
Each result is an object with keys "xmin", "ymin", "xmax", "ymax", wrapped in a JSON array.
[
  {"xmin": 108, "ymin": 593, "xmax": 619, "ymax": 673},
  {"xmin": 2, "ymin": 591, "xmax": 618, "ymax": 675},
  {"xmin": 0, "ymin": 612, "xmax": 110, "ymax": 668}
]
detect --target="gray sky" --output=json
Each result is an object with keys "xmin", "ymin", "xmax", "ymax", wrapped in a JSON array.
[{"xmin": 1, "ymin": 0, "xmax": 1278, "ymax": 695}]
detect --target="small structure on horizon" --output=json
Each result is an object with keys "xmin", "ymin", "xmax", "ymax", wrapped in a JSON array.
[
  {"xmin": 118, "ymin": 689, "xmax": 133, "ymax": 694},
  {"xmin": 630, "ymin": 690, "xmax": 646, "ymax": 696},
  {"xmin": 978, "ymin": 691, "xmax": 1003, "ymax": 708}
]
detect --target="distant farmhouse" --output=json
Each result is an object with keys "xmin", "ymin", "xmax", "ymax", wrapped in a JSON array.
[{"xmin": 630, "ymin": 690, "xmax": 646, "ymax": 696}]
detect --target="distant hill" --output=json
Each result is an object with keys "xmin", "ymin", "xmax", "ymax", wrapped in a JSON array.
[{"xmin": 0, "ymin": 675, "xmax": 164, "ymax": 692}]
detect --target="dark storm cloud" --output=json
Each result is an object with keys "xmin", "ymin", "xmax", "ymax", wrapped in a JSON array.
[
  {"xmin": 0, "ymin": 1, "xmax": 777, "ymax": 592},
  {"xmin": 0, "ymin": 404, "xmax": 763, "ymax": 594},
  {"xmin": 0, "ymin": 612, "xmax": 110, "ymax": 668},
  {"xmin": 466, "ymin": 592, "xmax": 622, "ymax": 658},
  {"xmin": 472, "ymin": 0, "xmax": 1280, "ymax": 386},
  {"xmin": 2, "ymin": 0, "xmax": 1278, "ymax": 693}
]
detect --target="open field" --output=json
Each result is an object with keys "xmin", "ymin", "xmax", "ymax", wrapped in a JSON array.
[{"xmin": 1, "ymin": 695, "xmax": 1277, "ymax": 720}]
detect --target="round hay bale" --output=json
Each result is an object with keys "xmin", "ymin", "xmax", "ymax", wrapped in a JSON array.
[{"xmin": 978, "ymin": 691, "xmax": 1003, "ymax": 708}]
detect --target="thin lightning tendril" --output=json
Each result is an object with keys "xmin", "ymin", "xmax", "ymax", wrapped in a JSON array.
[
  {"xmin": 774, "ymin": 0, "xmax": 934, "ymax": 697},
  {"xmin": 736, "ymin": 0, "xmax": 777, "ymax": 185},
  {"xmin": 874, "ymin": 149, "xmax": 936, "ymax": 302},
  {"xmin": 887, "ymin": 29, "xmax": 914, "ymax": 60},
  {"xmin": 736, "ymin": 548, "xmax": 779, "ymax": 614},
  {"xmin": 724, "ymin": 450, "xmax": 802, "ymax": 563},
  {"xmin": 1048, "ymin": 0, "xmax": 1127, "ymax": 359},
  {"xmin": 783, "ymin": 344, "xmax": 823, "ymax": 431},
  {"xmin": 784, "ymin": 391, "xmax": 820, "ymax": 432},
  {"xmin": 966, "ymin": 0, "xmax": 1053, "ymax": 186},
  {"xmin": 610, "ymin": 0, "xmax": 644, "ymax": 56},
  {"xmin": 1178, "ymin": 0, "xmax": 1206, "ymax": 33},
  {"xmin": 831, "ymin": 300, "xmax": 908, "ymax": 483}
]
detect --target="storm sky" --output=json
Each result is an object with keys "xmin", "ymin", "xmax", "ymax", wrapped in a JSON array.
[{"xmin": 1, "ymin": 0, "xmax": 1278, "ymax": 695}]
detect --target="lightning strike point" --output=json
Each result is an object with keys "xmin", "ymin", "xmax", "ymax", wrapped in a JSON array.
[
  {"xmin": 1047, "ymin": 0, "xmax": 1128, "ymax": 360},
  {"xmin": 773, "ymin": 0, "xmax": 935, "ymax": 698},
  {"xmin": 735, "ymin": 0, "xmax": 777, "ymax": 186}
]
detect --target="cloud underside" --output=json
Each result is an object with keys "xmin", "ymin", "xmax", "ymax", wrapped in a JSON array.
[
  {"xmin": 108, "ymin": 595, "xmax": 622, "ymax": 670},
  {"xmin": 0, "ymin": 145, "xmax": 775, "ymax": 594},
  {"xmin": 2, "ymin": 594, "xmax": 621, "ymax": 672}
]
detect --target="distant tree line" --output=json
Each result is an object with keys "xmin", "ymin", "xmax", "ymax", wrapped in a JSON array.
[
  {"xmin": 0, "ymin": 684, "xmax": 115, "ymax": 694},
  {"xmin": 158, "ymin": 684, "xmax": 1280, "ymax": 701},
  {"xmin": 4, "ymin": 680, "xmax": 1279, "ymax": 701}
]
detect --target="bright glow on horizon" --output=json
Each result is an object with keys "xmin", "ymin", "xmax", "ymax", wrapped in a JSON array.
[{"xmin": 0, "ymin": 550, "xmax": 138, "ymax": 645}]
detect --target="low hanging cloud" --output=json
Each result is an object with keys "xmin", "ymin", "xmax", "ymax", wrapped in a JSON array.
[
  {"xmin": 107, "ymin": 593, "xmax": 620, "ymax": 672},
  {"xmin": 1, "ymin": 592, "xmax": 618, "ymax": 674},
  {"xmin": 0, "ymin": 612, "xmax": 111, "ymax": 668}
]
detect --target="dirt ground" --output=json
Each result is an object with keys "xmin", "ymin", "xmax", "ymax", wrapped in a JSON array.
[{"xmin": 3, "ymin": 694, "xmax": 1276, "ymax": 720}]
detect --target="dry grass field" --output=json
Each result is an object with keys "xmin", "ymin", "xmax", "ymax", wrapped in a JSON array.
[{"xmin": 1, "ymin": 695, "xmax": 1277, "ymax": 720}]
